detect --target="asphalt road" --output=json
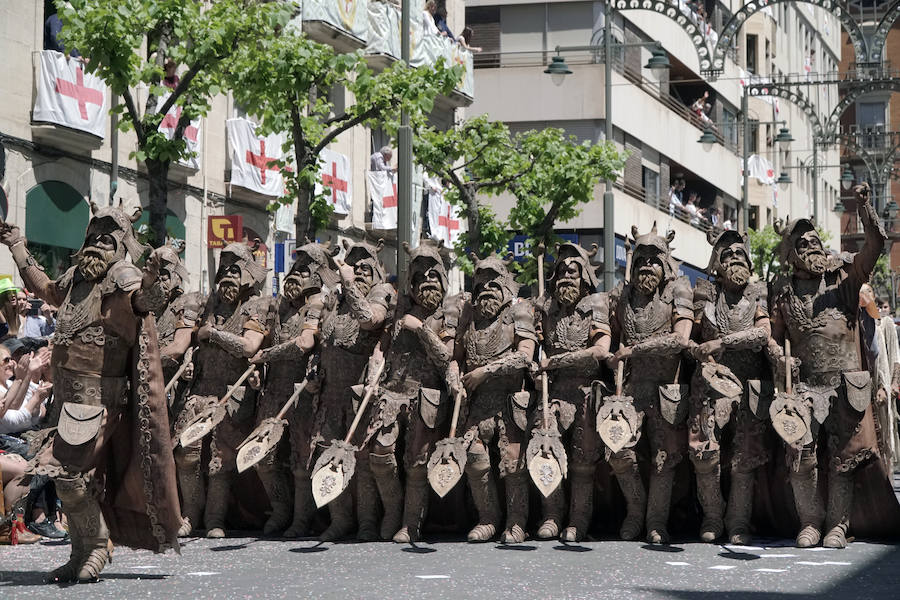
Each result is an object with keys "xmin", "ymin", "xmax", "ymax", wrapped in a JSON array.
[{"xmin": 2, "ymin": 533, "xmax": 899, "ymax": 599}]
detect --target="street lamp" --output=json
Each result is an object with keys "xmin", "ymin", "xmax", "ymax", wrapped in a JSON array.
[
  {"xmin": 841, "ymin": 166, "xmax": 855, "ymax": 190},
  {"xmin": 697, "ymin": 127, "xmax": 717, "ymax": 151},
  {"xmin": 774, "ymin": 127, "xmax": 795, "ymax": 148},
  {"xmin": 776, "ymin": 171, "xmax": 792, "ymax": 190},
  {"xmin": 644, "ymin": 47, "xmax": 671, "ymax": 79},
  {"xmin": 833, "ymin": 199, "xmax": 846, "ymax": 214},
  {"xmin": 544, "ymin": 56, "xmax": 572, "ymax": 87}
]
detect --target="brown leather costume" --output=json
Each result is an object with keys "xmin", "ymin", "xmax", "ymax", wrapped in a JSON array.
[
  {"xmin": 361, "ymin": 241, "xmax": 461, "ymax": 543},
  {"xmin": 2, "ymin": 203, "xmax": 180, "ymax": 583},
  {"xmin": 690, "ymin": 230, "xmax": 772, "ymax": 544},
  {"xmin": 312, "ymin": 239, "xmax": 395, "ymax": 542},
  {"xmin": 533, "ymin": 243, "xmax": 609, "ymax": 542},
  {"xmin": 608, "ymin": 225, "xmax": 693, "ymax": 543},
  {"xmin": 456, "ymin": 254, "xmax": 537, "ymax": 544},
  {"xmin": 173, "ymin": 242, "xmax": 267, "ymax": 538},
  {"xmin": 769, "ymin": 194, "xmax": 900, "ymax": 548},
  {"xmin": 251, "ymin": 241, "xmax": 335, "ymax": 537}
]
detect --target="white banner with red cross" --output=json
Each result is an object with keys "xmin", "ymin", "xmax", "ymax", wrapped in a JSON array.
[
  {"xmin": 156, "ymin": 92, "xmax": 201, "ymax": 169},
  {"xmin": 367, "ymin": 170, "xmax": 397, "ymax": 230},
  {"xmin": 315, "ymin": 147, "xmax": 352, "ymax": 215},
  {"xmin": 425, "ymin": 175, "xmax": 462, "ymax": 246},
  {"xmin": 227, "ymin": 118, "xmax": 292, "ymax": 197},
  {"xmin": 33, "ymin": 50, "xmax": 108, "ymax": 138}
]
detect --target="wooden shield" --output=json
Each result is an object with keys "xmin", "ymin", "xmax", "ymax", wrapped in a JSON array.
[
  {"xmin": 772, "ymin": 408, "xmax": 807, "ymax": 445},
  {"xmin": 598, "ymin": 415, "xmax": 633, "ymax": 454},
  {"xmin": 529, "ymin": 453, "xmax": 563, "ymax": 497},
  {"xmin": 428, "ymin": 459, "xmax": 462, "ymax": 499},
  {"xmin": 311, "ymin": 463, "xmax": 345, "ymax": 508},
  {"xmin": 57, "ymin": 403, "xmax": 105, "ymax": 446}
]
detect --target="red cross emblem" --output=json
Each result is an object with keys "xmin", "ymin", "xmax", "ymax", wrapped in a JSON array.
[
  {"xmin": 54, "ymin": 65, "xmax": 103, "ymax": 121},
  {"xmin": 245, "ymin": 140, "xmax": 283, "ymax": 184},
  {"xmin": 160, "ymin": 105, "xmax": 199, "ymax": 143},
  {"xmin": 322, "ymin": 162, "xmax": 348, "ymax": 202},
  {"xmin": 438, "ymin": 204, "xmax": 459, "ymax": 236},
  {"xmin": 383, "ymin": 181, "xmax": 398, "ymax": 208}
]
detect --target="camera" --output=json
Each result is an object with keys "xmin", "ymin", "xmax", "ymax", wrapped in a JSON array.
[{"xmin": 27, "ymin": 299, "xmax": 43, "ymax": 317}]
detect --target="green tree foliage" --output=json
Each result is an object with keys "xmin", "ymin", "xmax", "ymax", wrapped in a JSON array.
[
  {"xmin": 58, "ymin": 0, "xmax": 288, "ymax": 247},
  {"xmin": 508, "ymin": 129, "xmax": 623, "ymax": 282},
  {"xmin": 226, "ymin": 16, "xmax": 460, "ymax": 241},
  {"xmin": 415, "ymin": 118, "xmax": 624, "ymax": 277}
]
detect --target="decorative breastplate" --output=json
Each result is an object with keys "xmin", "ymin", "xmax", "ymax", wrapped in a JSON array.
[
  {"xmin": 464, "ymin": 306, "xmax": 514, "ymax": 368},
  {"xmin": 272, "ymin": 303, "xmax": 305, "ymax": 345},
  {"xmin": 53, "ymin": 282, "xmax": 120, "ymax": 349},
  {"xmin": 783, "ymin": 277, "xmax": 857, "ymax": 375},
  {"xmin": 621, "ymin": 294, "xmax": 670, "ymax": 345},
  {"xmin": 546, "ymin": 304, "xmax": 591, "ymax": 354},
  {"xmin": 321, "ymin": 302, "xmax": 380, "ymax": 355},
  {"xmin": 701, "ymin": 290, "xmax": 755, "ymax": 340}
]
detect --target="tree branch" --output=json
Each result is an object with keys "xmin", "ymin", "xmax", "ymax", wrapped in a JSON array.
[
  {"xmin": 313, "ymin": 107, "xmax": 378, "ymax": 156},
  {"xmin": 121, "ymin": 88, "xmax": 146, "ymax": 146},
  {"xmin": 157, "ymin": 63, "xmax": 203, "ymax": 117}
]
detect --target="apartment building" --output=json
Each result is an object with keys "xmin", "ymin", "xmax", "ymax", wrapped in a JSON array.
[
  {"xmin": 0, "ymin": 0, "xmax": 470, "ymax": 295},
  {"xmin": 467, "ymin": 0, "xmax": 840, "ymax": 281},
  {"xmin": 837, "ymin": 2, "xmax": 900, "ymax": 282}
]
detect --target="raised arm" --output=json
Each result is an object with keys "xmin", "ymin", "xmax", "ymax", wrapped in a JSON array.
[
  {"xmin": 851, "ymin": 183, "xmax": 887, "ymax": 285},
  {"xmin": 0, "ymin": 223, "xmax": 65, "ymax": 307}
]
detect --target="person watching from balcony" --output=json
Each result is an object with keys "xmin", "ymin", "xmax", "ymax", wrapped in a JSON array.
[
  {"xmin": 691, "ymin": 91, "xmax": 716, "ymax": 129},
  {"xmin": 43, "ymin": 6, "xmax": 81, "ymax": 59},
  {"xmin": 458, "ymin": 27, "xmax": 482, "ymax": 53},
  {"xmin": 685, "ymin": 193, "xmax": 700, "ymax": 225},
  {"xmin": 668, "ymin": 180, "xmax": 684, "ymax": 217},
  {"xmin": 370, "ymin": 146, "xmax": 394, "ymax": 174},
  {"xmin": 423, "ymin": 1, "xmax": 440, "ymax": 36},
  {"xmin": 435, "ymin": 6, "xmax": 455, "ymax": 39}
]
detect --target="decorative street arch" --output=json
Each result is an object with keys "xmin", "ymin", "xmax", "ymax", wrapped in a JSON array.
[
  {"xmin": 709, "ymin": 1, "xmax": 868, "ymax": 76},
  {"xmin": 612, "ymin": 0, "xmax": 713, "ymax": 72},
  {"xmin": 834, "ymin": 132, "xmax": 900, "ymax": 190},
  {"xmin": 744, "ymin": 82, "xmax": 825, "ymax": 137},
  {"xmin": 825, "ymin": 79, "xmax": 900, "ymax": 140},
  {"xmin": 868, "ymin": 1, "xmax": 900, "ymax": 62}
]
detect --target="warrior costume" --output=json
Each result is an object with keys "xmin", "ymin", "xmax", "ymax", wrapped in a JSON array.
[
  {"xmin": 174, "ymin": 242, "xmax": 267, "ymax": 538},
  {"xmin": 533, "ymin": 242, "xmax": 609, "ymax": 541},
  {"xmin": 456, "ymin": 254, "xmax": 537, "ymax": 544},
  {"xmin": 251, "ymin": 241, "xmax": 335, "ymax": 537},
  {"xmin": 690, "ymin": 230, "xmax": 772, "ymax": 544},
  {"xmin": 608, "ymin": 224, "xmax": 693, "ymax": 543},
  {"xmin": 3, "ymin": 203, "xmax": 181, "ymax": 582},
  {"xmin": 361, "ymin": 240, "xmax": 462, "ymax": 542},
  {"xmin": 770, "ymin": 194, "xmax": 900, "ymax": 547},
  {"xmin": 312, "ymin": 239, "xmax": 395, "ymax": 541}
]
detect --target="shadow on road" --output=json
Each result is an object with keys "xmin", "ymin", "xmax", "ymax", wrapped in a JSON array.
[
  {"xmin": 0, "ymin": 571, "xmax": 168, "ymax": 588},
  {"xmin": 640, "ymin": 543, "xmax": 684, "ymax": 553}
]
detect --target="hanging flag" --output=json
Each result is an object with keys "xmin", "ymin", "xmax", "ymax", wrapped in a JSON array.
[
  {"xmin": 316, "ymin": 147, "xmax": 352, "ymax": 215},
  {"xmin": 425, "ymin": 175, "xmax": 461, "ymax": 246},
  {"xmin": 227, "ymin": 118, "xmax": 291, "ymax": 197},
  {"xmin": 33, "ymin": 50, "xmax": 108, "ymax": 138},
  {"xmin": 747, "ymin": 154, "xmax": 775, "ymax": 185},
  {"xmin": 156, "ymin": 92, "xmax": 201, "ymax": 169},
  {"xmin": 367, "ymin": 170, "xmax": 398, "ymax": 230}
]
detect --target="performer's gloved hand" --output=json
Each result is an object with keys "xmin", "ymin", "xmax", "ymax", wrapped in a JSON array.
[
  {"xmin": 692, "ymin": 339, "xmax": 723, "ymax": 362},
  {"xmin": 606, "ymin": 346, "xmax": 632, "ymax": 369},
  {"xmin": 181, "ymin": 362, "xmax": 194, "ymax": 381},
  {"xmin": 398, "ymin": 314, "xmax": 423, "ymax": 331},
  {"xmin": 247, "ymin": 369, "xmax": 262, "ymax": 390},
  {"xmin": 876, "ymin": 387, "xmax": 888, "ymax": 406},
  {"xmin": 461, "ymin": 366, "xmax": 488, "ymax": 392},
  {"xmin": 197, "ymin": 324, "xmax": 212, "ymax": 341},
  {"xmin": 0, "ymin": 220, "xmax": 25, "ymax": 247}
]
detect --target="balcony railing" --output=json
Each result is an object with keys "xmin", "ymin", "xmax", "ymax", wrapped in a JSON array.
[{"xmin": 613, "ymin": 178, "xmax": 717, "ymax": 235}]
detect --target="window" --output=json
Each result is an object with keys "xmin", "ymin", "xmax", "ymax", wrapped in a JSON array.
[
  {"xmin": 749, "ymin": 121, "xmax": 759, "ymax": 154},
  {"xmin": 746, "ymin": 34, "xmax": 758, "ymax": 74},
  {"xmin": 643, "ymin": 167, "xmax": 659, "ymax": 207},
  {"xmin": 722, "ymin": 108, "xmax": 738, "ymax": 149},
  {"xmin": 859, "ymin": 102, "xmax": 886, "ymax": 128}
]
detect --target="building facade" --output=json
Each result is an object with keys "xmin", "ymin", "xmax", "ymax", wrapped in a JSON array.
[
  {"xmin": 466, "ymin": 0, "xmax": 841, "ymax": 280},
  {"xmin": 0, "ymin": 0, "xmax": 470, "ymax": 296}
]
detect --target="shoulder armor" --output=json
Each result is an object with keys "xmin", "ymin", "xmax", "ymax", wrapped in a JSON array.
[
  {"xmin": 576, "ymin": 292, "xmax": 609, "ymax": 325},
  {"xmin": 670, "ymin": 276, "xmax": 694, "ymax": 317},
  {"xmin": 368, "ymin": 282, "xmax": 396, "ymax": 311},
  {"xmin": 510, "ymin": 298, "xmax": 537, "ymax": 340},
  {"xmin": 441, "ymin": 293, "xmax": 465, "ymax": 332},
  {"xmin": 180, "ymin": 291, "xmax": 205, "ymax": 323},
  {"xmin": 241, "ymin": 294, "xmax": 271, "ymax": 322},
  {"xmin": 102, "ymin": 261, "xmax": 142, "ymax": 295},
  {"xmin": 57, "ymin": 266, "xmax": 77, "ymax": 292},
  {"xmin": 693, "ymin": 278, "xmax": 716, "ymax": 307},
  {"xmin": 609, "ymin": 282, "xmax": 625, "ymax": 314}
]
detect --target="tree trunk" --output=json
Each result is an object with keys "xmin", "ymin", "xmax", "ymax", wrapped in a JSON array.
[
  {"xmin": 463, "ymin": 186, "xmax": 481, "ymax": 257},
  {"xmin": 146, "ymin": 159, "xmax": 170, "ymax": 248},
  {"xmin": 294, "ymin": 185, "xmax": 315, "ymax": 243}
]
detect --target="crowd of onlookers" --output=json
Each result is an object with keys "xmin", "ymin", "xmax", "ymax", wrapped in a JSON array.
[
  {"xmin": 0, "ymin": 277, "xmax": 64, "ymax": 544},
  {"xmin": 422, "ymin": 0, "xmax": 481, "ymax": 52},
  {"xmin": 668, "ymin": 174, "xmax": 735, "ymax": 232}
]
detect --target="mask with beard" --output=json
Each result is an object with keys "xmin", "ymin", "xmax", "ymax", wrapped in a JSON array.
[
  {"xmin": 554, "ymin": 259, "xmax": 584, "ymax": 306},
  {"xmin": 474, "ymin": 282, "xmax": 504, "ymax": 319},
  {"xmin": 719, "ymin": 247, "xmax": 751, "ymax": 288},
  {"xmin": 413, "ymin": 272, "xmax": 444, "ymax": 312},
  {"xmin": 283, "ymin": 275, "xmax": 305, "ymax": 302},
  {"xmin": 634, "ymin": 258, "xmax": 663, "ymax": 296},
  {"xmin": 78, "ymin": 247, "xmax": 117, "ymax": 281},
  {"xmin": 795, "ymin": 247, "xmax": 828, "ymax": 275},
  {"xmin": 218, "ymin": 276, "xmax": 241, "ymax": 304}
]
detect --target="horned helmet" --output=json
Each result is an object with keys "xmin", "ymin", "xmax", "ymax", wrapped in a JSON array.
[
  {"xmin": 629, "ymin": 221, "xmax": 679, "ymax": 283},
  {"xmin": 403, "ymin": 239, "xmax": 449, "ymax": 295},
  {"xmin": 286, "ymin": 239, "xmax": 341, "ymax": 296},
  {"xmin": 774, "ymin": 217, "xmax": 829, "ymax": 276},
  {"xmin": 76, "ymin": 201, "xmax": 148, "ymax": 263},
  {"xmin": 215, "ymin": 239, "xmax": 267, "ymax": 292},
  {"xmin": 341, "ymin": 238, "xmax": 387, "ymax": 292},
  {"xmin": 549, "ymin": 242, "xmax": 600, "ymax": 295},
  {"xmin": 470, "ymin": 252, "xmax": 519, "ymax": 308},
  {"xmin": 151, "ymin": 242, "xmax": 189, "ymax": 298},
  {"xmin": 706, "ymin": 229, "xmax": 752, "ymax": 280}
]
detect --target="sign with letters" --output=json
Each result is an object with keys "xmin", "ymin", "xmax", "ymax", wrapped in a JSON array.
[{"xmin": 207, "ymin": 215, "xmax": 243, "ymax": 248}]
